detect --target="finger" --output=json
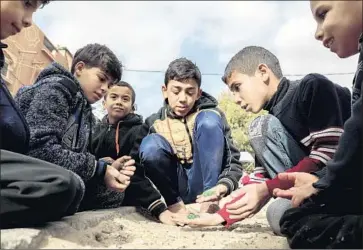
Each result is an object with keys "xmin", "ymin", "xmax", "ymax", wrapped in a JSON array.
[
  {"xmin": 273, "ymin": 189, "xmax": 294, "ymax": 199},
  {"xmin": 122, "ymin": 166, "xmax": 136, "ymax": 172},
  {"xmin": 226, "ymin": 198, "xmax": 247, "ymax": 210},
  {"xmin": 123, "ymin": 159, "xmax": 136, "ymax": 167},
  {"xmin": 117, "ymin": 156, "xmax": 132, "ymax": 164},
  {"xmin": 120, "ymin": 170, "xmax": 135, "ymax": 177},
  {"xmin": 227, "ymin": 204, "xmax": 251, "ymax": 215},
  {"xmin": 196, "ymin": 195, "xmax": 218, "ymax": 203},
  {"xmin": 292, "ymin": 194, "xmax": 306, "ymax": 208},
  {"xmin": 277, "ymin": 172, "xmax": 297, "ymax": 182},
  {"xmin": 229, "ymin": 209, "xmax": 253, "ymax": 220},
  {"xmin": 115, "ymin": 173, "xmax": 130, "ymax": 184}
]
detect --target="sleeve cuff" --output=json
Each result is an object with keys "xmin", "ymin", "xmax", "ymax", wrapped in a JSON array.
[
  {"xmin": 311, "ymin": 167, "xmax": 327, "ymax": 179},
  {"xmin": 217, "ymin": 178, "xmax": 235, "ymax": 195},
  {"xmin": 94, "ymin": 160, "xmax": 108, "ymax": 179},
  {"xmin": 148, "ymin": 200, "xmax": 167, "ymax": 219}
]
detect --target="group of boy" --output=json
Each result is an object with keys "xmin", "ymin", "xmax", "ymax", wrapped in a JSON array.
[{"xmin": 0, "ymin": 0, "xmax": 361, "ymax": 248}]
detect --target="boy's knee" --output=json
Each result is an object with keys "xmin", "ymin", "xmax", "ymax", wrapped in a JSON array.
[
  {"xmin": 56, "ymin": 170, "xmax": 83, "ymax": 202},
  {"xmin": 195, "ymin": 111, "xmax": 222, "ymax": 132},
  {"xmin": 248, "ymin": 114, "xmax": 282, "ymax": 140},
  {"xmin": 266, "ymin": 198, "xmax": 293, "ymax": 236},
  {"xmin": 140, "ymin": 134, "xmax": 171, "ymax": 162}
]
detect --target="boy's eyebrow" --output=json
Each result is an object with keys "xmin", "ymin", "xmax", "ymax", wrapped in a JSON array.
[
  {"xmin": 185, "ymin": 87, "xmax": 197, "ymax": 91},
  {"xmin": 99, "ymin": 71, "xmax": 110, "ymax": 81}
]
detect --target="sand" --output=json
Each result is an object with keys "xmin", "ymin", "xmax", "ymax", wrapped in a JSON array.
[{"xmin": 40, "ymin": 202, "xmax": 289, "ymax": 249}]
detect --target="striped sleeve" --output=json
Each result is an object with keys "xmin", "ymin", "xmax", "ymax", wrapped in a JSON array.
[{"xmin": 301, "ymin": 127, "xmax": 344, "ymax": 165}]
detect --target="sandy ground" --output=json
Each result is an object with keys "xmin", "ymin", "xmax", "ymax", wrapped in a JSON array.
[{"xmin": 40, "ymin": 202, "xmax": 289, "ymax": 249}]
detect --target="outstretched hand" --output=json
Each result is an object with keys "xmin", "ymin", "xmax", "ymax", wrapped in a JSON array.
[
  {"xmin": 171, "ymin": 212, "xmax": 225, "ymax": 228},
  {"xmin": 196, "ymin": 184, "xmax": 228, "ymax": 203},
  {"xmin": 273, "ymin": 172, "xmax": 319, "ymax": 207}
]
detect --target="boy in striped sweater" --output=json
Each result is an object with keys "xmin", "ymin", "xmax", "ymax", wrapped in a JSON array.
[{"xmin": 172, "ymin": 46, "xmax": 351, "ymax": 230}]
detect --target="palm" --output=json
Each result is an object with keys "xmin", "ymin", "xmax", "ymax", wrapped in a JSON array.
[{"xmin": 172, "ymin": 213, "xmax": 223, "ymax": 228}]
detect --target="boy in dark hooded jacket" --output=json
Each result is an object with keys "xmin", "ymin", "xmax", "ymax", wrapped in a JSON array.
[
  {"xmin": 91, "ymin": 81, "xmax": 174, "ymax": 224},
  {"xmin": 15, "ymin": 43, "xmax": 137, "ymax": 212}
]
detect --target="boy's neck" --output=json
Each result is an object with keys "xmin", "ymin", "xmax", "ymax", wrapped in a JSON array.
[
  {"xmin": 266, "ymin": 76, "xmax": 283, "ymax": 101},
  {"xmin": 107, "ymin": 116, "xmax": 119, "ymax": 125}
]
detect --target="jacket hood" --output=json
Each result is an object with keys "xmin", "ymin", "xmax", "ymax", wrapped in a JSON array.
[
  {"xmin": 35, "ymin": 62, "xmax": 82, "ymax": 92},
  {"xmin": 165, "ymin": 91, "xmax": 218, "ymax": 118},
  {"xmin": 101, "ymin": 113, "xmax": 143, "ymax": 127}
]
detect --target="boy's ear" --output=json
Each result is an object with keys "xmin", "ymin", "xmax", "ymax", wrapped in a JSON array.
[
  {"xmin": 102, "ymin": 98, "xmax": 107, "ymax": 109},
  {"xmin": 256, "ymin": 63, "xmax": 270, "ymax": 84},
  {"xmin": 161, "ymin": 84, "xmax": 168, "ymax": 100},
  {"xmin": 197, "ymin": 88, "xmax": 202, "ymax": 99},
  {"xmin": 74, "ymin": 61, "xmax": 86, "ymax": 77}
]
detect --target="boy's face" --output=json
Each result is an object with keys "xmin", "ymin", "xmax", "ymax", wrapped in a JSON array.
[
  {"xmin": 103, "ymin": 85, "xmax": 133, "ymax": 121},
  {"xmin": 74, "ymin": 62, "xmax": 114, "ymax": 104},
  {"xmin": 162, "ymin": 79, "xmax": 202, "ymax": 117},
  {"xmin": 226, "ymin": 69, "xmax": 269, "ymax": 114},
  {"xmin": 310, "ymin": 1, "xmax": 362, "ymax": 58},
  {"xmin": 1, "ymin": 0, "xmax": 41, "ymax": 40}
]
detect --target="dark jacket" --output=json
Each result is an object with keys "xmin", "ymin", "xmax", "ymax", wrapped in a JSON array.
[
  {"xmin": 90, "ymin": 113, "xmax": 167, "ymax": 217},
  {"xmin": 135, "ymin": 91, "xmax": 243, "ymax": 195},
  {"xmin": 14, "ymin": 62, "xmax": 105, "ymax": 182},
  {"xmin": 0, "ymin": 42, "xmax": 30, "ymax": 154},
  {"xmin": 263, "ymin": 74, "xmax": 351, "ymax": 193},
  {"xmin": 313, "ymin": 33, "xmax": 363, "ymax": 206}
]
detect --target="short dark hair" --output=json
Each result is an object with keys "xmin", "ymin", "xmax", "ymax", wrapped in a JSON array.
[
  {"xmin": 164, "ymin": 57, "xmax": 202, "ymax": 87},
  {"xmin": 106, "ymin": 81, "xmax": 136, "ymax": 105},
  {"xmin": 38, "ymin": 0, "xmax": 52, "ymax": 8},
  {"xmin": 71, "ymin": 43, "xmax": 122, "ymax": 84},
  {"xmin": 222, "ymin": 46, "xmax": 283, "ymax": 84}
]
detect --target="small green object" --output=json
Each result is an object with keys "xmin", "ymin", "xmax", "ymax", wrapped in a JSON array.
[
  {"xmin": 187, "ymin": 213, "xmax": 200, "ymax": 219},
  {"xmin": 202, "ymin": 190, "xmax": 215, "ymax": 197}
]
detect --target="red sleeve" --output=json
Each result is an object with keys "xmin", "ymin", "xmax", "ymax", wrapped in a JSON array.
[{"xmin": 265, "ymin": 157, "xmax": 321, "ymax": 195}]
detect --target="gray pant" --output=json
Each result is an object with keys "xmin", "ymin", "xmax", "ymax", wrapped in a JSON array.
[{"xmin": 248, "ymin": 114, "xmax": 307, "ymax": 235}]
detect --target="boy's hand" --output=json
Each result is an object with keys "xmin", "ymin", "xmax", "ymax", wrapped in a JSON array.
[
  {"xmin": 104, "ymin": 156, "xmax": 136, "ymax": 192},
  {"xmin": 171, "ymin": 212, "xmax": 225, "ymax": 228},
  {"xmin": 226, "ymin": 183, "xmax": 270, "ymax": 220},
  {"xmin": 196, "ymin": 184, "xmax": 228, "ymax": 203},
  {"xmin": 158, "ymin": 210, "xmax": 177, "ymax": 226},
  {"xmin": 273, "ymin": 172, "xmax": 319, "ymax": 207}
]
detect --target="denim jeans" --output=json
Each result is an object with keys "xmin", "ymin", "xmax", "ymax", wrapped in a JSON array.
[
  {"xmin": 139, "ymin": 111, "xmax": 224, "ymax": 206},
  {"xmin": 248, "ymin": 114, "xmax": 308, "ymax": 235},
  {"xmin": 248, "ymin": 114, "xmax": 308, "ymax": 178}
]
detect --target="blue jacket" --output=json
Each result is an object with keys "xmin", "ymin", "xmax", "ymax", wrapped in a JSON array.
[{"xmin": 0, "ymin": 42, "xmax": 30, "ymax": 154}]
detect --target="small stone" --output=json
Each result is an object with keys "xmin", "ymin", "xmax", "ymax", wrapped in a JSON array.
[{"xmin": 95, "ymin": 233, "xmax": 102, "ymax": 242}]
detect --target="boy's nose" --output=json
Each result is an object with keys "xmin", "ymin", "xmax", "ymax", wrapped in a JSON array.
[
  {"xmin": 233, "ymin": 94, "xmax": 242, "ymax": 105},
  {"xmin": 315, "ymin": 27, "xmax": 323, "ymax": 41}
]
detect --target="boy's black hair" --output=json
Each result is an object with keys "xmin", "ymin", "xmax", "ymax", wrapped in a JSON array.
[
  {"xmin": 71, "ymin": 43, "xmax": 122, "ymax": 84},
  {"xmin": 106, "ymin": 81, "xmax": 136, "ymax": 105},
  {"xmin": 164, "ymin": 57, "xmax": 202, "ymax": 87},
  {"xmin": 37, "ymin": 0, "xmax": 52, "ymax": 8},
  {"xmin": 222, "ymin": 46, "xmax": 283, "ymax": 84}
]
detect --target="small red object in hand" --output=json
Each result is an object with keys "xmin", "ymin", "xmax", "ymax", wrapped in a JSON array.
[{"xmin": 217, "ymin": 192, "xmax": 246, "ymax": 228}]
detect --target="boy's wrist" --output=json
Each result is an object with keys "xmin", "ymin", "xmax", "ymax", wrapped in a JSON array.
[{"xmin": 94, "ymin": 159, "xmax": 108, "ymax": 179}]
